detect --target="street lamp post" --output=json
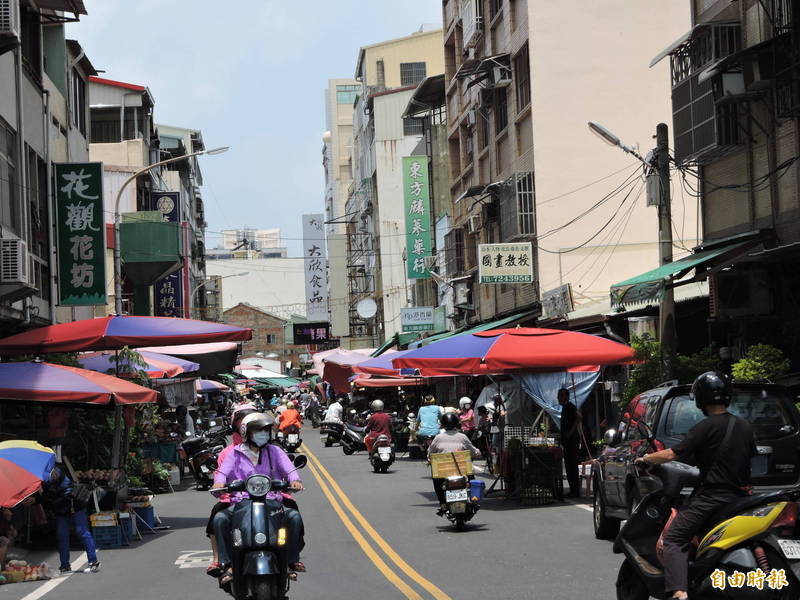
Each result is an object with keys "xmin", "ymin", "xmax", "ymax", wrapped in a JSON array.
[
  {"xmin": 112, "ymin": 146, "xmax": 229, "ymax": 315},
  {"xmin": 588, "ymin": 121, "xmax": 675, "ymax": 378}
]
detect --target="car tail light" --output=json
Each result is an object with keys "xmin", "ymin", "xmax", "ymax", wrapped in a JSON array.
[
  {"xmin": 770, "ymin": 502, "xmax": 798, "ymax": 537},
  {"xmin": 445, "ymin": 476, "xmax": 467, "ymax": 490}
]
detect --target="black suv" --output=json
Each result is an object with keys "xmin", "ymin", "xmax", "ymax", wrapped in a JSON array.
[{"xmin": 592, "ymin": 381, "xmax": 800, "ymax": 539}]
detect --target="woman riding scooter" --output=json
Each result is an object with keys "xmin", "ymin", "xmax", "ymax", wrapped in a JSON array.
[{"xmin": 212, "ymin": 413, "xmax": 306, "ymax": 584}]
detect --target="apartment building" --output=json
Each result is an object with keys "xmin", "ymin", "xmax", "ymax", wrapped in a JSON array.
[
  {"xmin": 344, "ymin": 28, "xmax": 445, "ymax": 348},
  {"xmin": 0, "ymin": 1, "xmax": 95, "ymax": 336}
]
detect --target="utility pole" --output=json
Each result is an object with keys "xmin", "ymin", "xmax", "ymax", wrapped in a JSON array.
[{"xmin": 656, "ymin": 122, "xmax": 676, "ymax": 379}]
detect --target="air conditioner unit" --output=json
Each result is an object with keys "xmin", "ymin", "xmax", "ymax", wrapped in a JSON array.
[
  {"xmin": 454, "ymin": 281, "xmax": 471, "ymax": 306},
  {"xmin": 710, "ymin": 267, "xmax": 771, "ymax": 318},
  {"xmin": 466, "ymin": 109, "xmax": 477, "ymax": 128},
  {"xmin": 467, "ymin": 214, "xmax": 481, "ymax": 234},
  {"xmin": 0, "ymin": 237, "xmax": 30, "ymax": 285},
  {"xmin": 492, "ymin": 66, "xmax": 512, "ymax": 87},
  {"xmin": 0, "ymin": 0, "xmax": 21, "ymax": 42}
]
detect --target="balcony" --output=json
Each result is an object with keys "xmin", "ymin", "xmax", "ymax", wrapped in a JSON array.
[{"xmin": 120, "ymin": 218, "xmax": 184, "ymax": 285}]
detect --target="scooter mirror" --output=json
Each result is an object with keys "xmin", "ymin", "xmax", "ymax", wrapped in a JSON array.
[
  {"xmin": 292, "ymin": 455, "xmax": 308, "ymax": 470},
  {"xmin": 603, "ymin": 428, "xmax": 618, "ymax": 446}
]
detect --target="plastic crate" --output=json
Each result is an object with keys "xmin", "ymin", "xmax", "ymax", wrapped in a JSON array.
[
  {"xmin": 519, "ymin": 485, "xmax": 556, "ymax": 506},
  {"xmin": 119, "ymin": 513, "xmax": 133, "ymax": 544},
  {"xmin": 133, "ymin": 506, "xmax": 155, "ymax": 529},
  {"xmin": 92, "ymin": 524, "xmax": 123, "ymax": 549}
]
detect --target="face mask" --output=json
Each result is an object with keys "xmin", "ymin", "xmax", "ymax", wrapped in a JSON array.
[{"xmin": 251, "ymin": 431, "xmax": 270, "ymax": 447}]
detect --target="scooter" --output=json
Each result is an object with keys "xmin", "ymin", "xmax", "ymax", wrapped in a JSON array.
[
  {"xmin": 215, "ymin": 455, "xmax": 308, "ymax": 600},
  {"xmin": 368, "ymin": 434, "xmax": 394, "ymax": 473},
  {"xmin": 277, "ymin": 427, "xmax": 302, "ymax": 455},
  {"xmin": 341, "ymin": 422, "xmax": 367, "ymax": 455},
  {"xmin": 438, "ymin": 475, "xmax": 480, "ymax": 531},
  {"xmin": 319, "ymin": 421, "xmax": 343, "ymax": 447},
  {"xmin": 615, "ymin": 427, "xmax": 800, "ymax": 599},
  {"xmin": 181, "ymin": 433, "xmax": 224, "ymax": 490}
]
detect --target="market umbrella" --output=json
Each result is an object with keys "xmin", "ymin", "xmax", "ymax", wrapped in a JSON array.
[
  {"xmin": 78, "ymin": 351, "xmax": 200, "ymax": 379},
  {"xmin": 323, "ymin": 349, "xmax": 392, "ymax": 394},
  {"xmin": 0, "ymin": 315, "xmax": 252, "ymax": 356},
  {"xmin": 352, "ymin": 350, "xmax": 410, "ymax": 377},
  {"xmin": 0, "ymin": 440, "xmax": 56, "ymax": 507},
  {"xmin": 352, "ymin": 376, "xmax": 426, "ymax": 388},
  {"xmin": 0, "ymin": 362, "xmax": 158, "ymax": 405},
  {"xmin": 196, "ymin": 379, "xmax": 230, "ymax": 392},
  {"xmin": 136, "ymin": 342, "xmax": 240, "ymax": 377},
  {"xmin": 391, "ymin": 328, "xmax": 635, "ymax": 376}
]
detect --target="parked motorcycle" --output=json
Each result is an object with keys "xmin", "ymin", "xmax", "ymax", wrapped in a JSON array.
[
  {"xmin": 438, "ymin": 475, "xmax": 481, "ymax": 531},
  {"xmin": 615, "ymin": 424, "xmax": 800, "ymax": 599},
  {"xmin": 215, "ymin": 455, "xmax": 308, "ymax": 600},
  {"xmin": 181, "ymin": 434, "xmax": 224, "ymax": 490},
  {"xmin": 341, "ymin": 422, "xmax": 367, "ymax": 455},
  {"xmin": 319, "ymin": 421, "xmax": 343, "ymax": 447},
  {"xmin": 368, "ymin": 434, "xmax": 394, "ymax": 473}
]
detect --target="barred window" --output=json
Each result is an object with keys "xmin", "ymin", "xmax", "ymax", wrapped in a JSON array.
[
  {"xmin": 403, "ymin": 117, "xmax": 424, "ymax": 136},
  {"xmin": 490, "ymin": 0, "xmax": 503, "ymax": 18},
  {"xmin": 400, "ymin": 62, "xmax": 427, "ymax": 86},
  {"xmin": 514, "ymin": 44, "xmax": 530, "ymax": 111},
  {"xmin": 516, "ymin": 172, "xmax": 536, "ymax": 235},
  {"xmin": 444, "ymin": 228, "xmax": 465, "ymax": 276}
]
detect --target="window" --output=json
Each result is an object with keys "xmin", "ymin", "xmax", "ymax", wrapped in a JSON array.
[
  {"xmin": 403, "ymin": 117, "xmax": 424, "ymax": 136},
  {"xmin": 400, "ymin": 62, "xmax": 427, "ymax": 86},
  {"xmin": 478, "ymin": 109, "xmax": 490, "ymax": 149},
  {"xmin": 444, "ymin": 228, "xmax": 465, "ymax": 276},
  {"xmin": 0, "ymin": 119, "xmax": 18, "ymax": 232},
  {"xmin": 465, "ymin": 232, "xmax": 477, "ymax": 270},
  {"xmin": 490, "ymin": 0, "xmax": 503, "ymax": 18},
  {"xmin": 514, "ymin": 44, "xmax": 530, "ymax": 111},
  {"xmin": 495, "ymin": 87, "xmax": 508, "ymax": 133},
  {"xmin": 516, "ymin": 171, "xmax": 535, "ymax": 235},
  {"xmin": 266, "ymin": 334, "xmax": 277, "ymax": 344},
  {"xmin": 336, "ymin": 84, "xmax": 359, "ymax": 105},
  {"xmin": 376, "ymin": 60, "xmax": 385, "ymax": 88},
  {"xmin": 71, "ymin": 69, "xmax": 87, "ymax": 136}
]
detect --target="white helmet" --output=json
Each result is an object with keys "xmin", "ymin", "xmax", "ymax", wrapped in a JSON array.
[
  {"xmin": 459, "ymin": 396, "xmax": 472, "ymax": 408},
  {"xmin": 370, "ymin": 399, "xmax": 384, "ymax": 412},
  {"xmin": 239, "ymin": 412, "xmax": 275, "ymax": 444}
]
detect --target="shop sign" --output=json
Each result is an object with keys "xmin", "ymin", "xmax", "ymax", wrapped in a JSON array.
[
  {"xmin": 402, "ymin": 156, "xmax": 432, "ymax": 279},
  {"xmin": 302, "ymin": 214, "xmax": 328, "ymax": 320},
  {"xmin": 401, "ymin": 307, "xmax": 434, "ymax": 332},
  {"xmin": 55, "ymin": 162, "xmax": 107, "ymax": 305},
  {"xmin": 541, "ymin": 283, "xmax": 574, "ymax": 318},
  {"xmin": 433, "ymin": 305, "xmax": 447, "ymax": 332},
  {"xmin": 150, "ymin": 191, "xmax": 183, "ymax": 317},
  {"xmin": 293, "ymin": 321, "xmax": 331, "ymax": 344},
  {"xmin": 478, "ymin": 242, "xmax": 534, "ymax": 284}
]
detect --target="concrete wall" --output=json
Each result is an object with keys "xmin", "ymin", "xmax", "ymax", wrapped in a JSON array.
[
  {"xmin": 361, "ymin": 30, "xmax": 444, "ymax": 88},
  {"xmin": 90, "ymin": 139, "xmax": 149, "ymax": 169},
  {"xmin": 529, "ymin": 0, "xmax": 697, "ymax": 304}
]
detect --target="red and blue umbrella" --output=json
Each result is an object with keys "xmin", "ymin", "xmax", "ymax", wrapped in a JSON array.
[
  {"xmin": 78, "ymin": 350, "xmax": 200, "ymax": 379},
  {"xmin": 0, "ymin": 315, "xmax": 252, "ymax": 356},
  {"xmin": 0, "ymin": 440, "xmax": 56, "ymax": 507},
  {"xmin": 196, "ymin": 379, "xmax": 230, "ymax": 393},
  {"xmin": 391, "ymin": 327, "xmax": 635, "ymax": 376}
]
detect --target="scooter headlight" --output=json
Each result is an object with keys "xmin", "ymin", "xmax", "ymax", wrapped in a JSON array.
[{"xmin": 246, "ymin": 475, "xmax": 271, "ymax": 497}]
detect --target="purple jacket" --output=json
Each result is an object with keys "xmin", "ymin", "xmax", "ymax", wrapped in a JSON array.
[{"xmin": 214, "ymin": 443, "xmax": 300, "ymax": 502}]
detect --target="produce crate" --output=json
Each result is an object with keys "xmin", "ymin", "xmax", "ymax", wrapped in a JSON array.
[
  {"xmin": 519, "ymin": 485, "xmax": 556, "ymax": 506},
  {"xmin": 92, "ymin": 524, "xmax": 123, "ymax": 549},
  {"xmin": 430, "ymin": 451, "xmax": 473, "ymax": 478}
]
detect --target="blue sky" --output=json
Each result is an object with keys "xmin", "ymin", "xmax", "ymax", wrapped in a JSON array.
[{"xmin": 68, "ymin": 1, "xmax": 442, "ymax": 256}]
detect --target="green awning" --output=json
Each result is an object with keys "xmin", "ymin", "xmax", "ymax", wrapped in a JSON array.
[
  {"xmin": 372, "ymin": 332, "xmax": 428, "ymax": 356},
  {"xmin": 409, "ymin": 309, "xmax": 538, "ymax": 348},
  {"xmin": 254, "ymin": 376, "xmax": 302, "ymax": 389},
  {"xmin": 610, "ymin": 240, "xmax": 756, "ymax": 307}
]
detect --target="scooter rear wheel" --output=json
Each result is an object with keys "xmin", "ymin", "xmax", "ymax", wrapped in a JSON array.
[
  {"xmin": 454, "ymin": 515, "xmax": 466, "ymax": 531},
  {"xmin": 615, "ymin": 559, "xmax": 649, "ymax": 600},
  {"xmin": 252, "ymin": 575, "xmax": 277, "ymax": 600},
  {"xmin": 379, "ymin": 463, "xmax": 390, "ymax": 473}
]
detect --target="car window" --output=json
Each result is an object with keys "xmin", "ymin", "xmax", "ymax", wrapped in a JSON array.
[
  {"xmin": 618, "ymin": 397, "xmax": 641, "ymax": 440},
  {"xmin": 664, "ymin": 389, "xmax": 798, "ymax": 440},
  {"xmin": 626, "ymin": 395, "xmax": 660, "ymax": 440}
]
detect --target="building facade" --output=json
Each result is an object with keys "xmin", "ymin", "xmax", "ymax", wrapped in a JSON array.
[{"xmin": 222, "ymin": 302, "xmax": 305, "ymax": 370}]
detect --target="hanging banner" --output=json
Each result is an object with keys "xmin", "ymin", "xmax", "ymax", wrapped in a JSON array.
[
  {"xmin": 403, "ymin": 156, "xmax": 432, "ymax": 279},
  {"xmin": 151, "ymin": 191, "xmax": 184, "ymax": 317},
  {"xmin": 302, "ymin": 214, "xmax": 328, "ymax": 320},
  {"xmin": 541, "ymin": 283, "xmax": 574, "ymax": 318},
  {"xmin": 478, "ymin": 242, "xmax": 534, "ymax": 284},
  {"xmin": 55, "ymin": 162, "xmax": 107, "ymax": 305},
  {"xmin": 400, "ymin": 307, "xmax": 434, "ymax": 332}
]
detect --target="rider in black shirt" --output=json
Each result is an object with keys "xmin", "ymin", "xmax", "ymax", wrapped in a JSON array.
[{"xmin": 635, "ymin": 371, "xmax": 755, "ymax": 600}]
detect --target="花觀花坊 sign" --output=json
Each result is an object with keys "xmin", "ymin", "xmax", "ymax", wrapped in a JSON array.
[
  {"xmin": 55, "ymin": 162, "xmax": 107, "ymax": 305},
  {"xmin": 403, "ymin": 157, "xmax": 433, "ymax": 279},
  {"xmin": 478, "ymin": 242, "xmax": 534, "ymax": 284},
  {"xmin": 400, "ymin": 307, "xmax": 434, "ymax": 332},
  {"xmin": 302, "ymin": 214, "xmax": 329, "ymax": 321}
]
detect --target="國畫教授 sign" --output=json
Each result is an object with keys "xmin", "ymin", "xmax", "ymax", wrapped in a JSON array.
[
  {"xmin": 302, "ymin": 214, "xmax": 328, "ymax": 320},
  {"xmin": 478, "ymin": 242, "xmax": 534, "ymax": 284},
  {"xmin": 55, "ymin": 162, "xmax": 107, "ymax": 305},
  {"xmin": 403, "ymin": 156, "xmax": 432, "ymax": 279},
  {"xmin": 401, "ymin": 307, "xmax": 434, "ymax": 332}
]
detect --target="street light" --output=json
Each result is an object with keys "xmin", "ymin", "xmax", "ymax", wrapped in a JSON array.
[
  {"xmin": 112, "ymin": 146, "xmax": 230, "ymax": 314},
  {"xmin": 588, "ymin": 121, "xmax": 676, "ymax": 378}
]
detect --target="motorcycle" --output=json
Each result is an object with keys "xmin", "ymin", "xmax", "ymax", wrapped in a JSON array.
[
  {"xmin": 341, "ymin": 422, "xmax": 367, "ymax": 456},
  {"xmin": 615, "ymin": 426, "xmax": 800, "ymax": 599},
  {"xmin": 215, "ymin": 455, "xmax": 308, "ymax": 600},
  {"xmin": 276, "ymin": 427, "xmax": 302, "ymax": 456},
  {"xmin": 319, "ymin": 421, "xmax": 343, "ymax": 447},
  {"xmin": 368, "ymin": 434, "xmax": 394, "ymax": 473},
  {"xmin": 438, "ymin": 475, "xmax": 480, "ymax": 531},
  {"xmin": 181, "ymin": 433, "xmax": 224, "ymax": 490}
]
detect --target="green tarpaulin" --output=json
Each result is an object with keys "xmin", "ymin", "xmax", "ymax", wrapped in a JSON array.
[{"xmin": 408, "ymin": 309, "xmax": 538, "ymax": 348}]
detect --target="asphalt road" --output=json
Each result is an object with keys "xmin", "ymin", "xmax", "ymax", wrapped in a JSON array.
[{"xmin": 2, "ymin": 433, "xmax": 623, "ymax": 600}]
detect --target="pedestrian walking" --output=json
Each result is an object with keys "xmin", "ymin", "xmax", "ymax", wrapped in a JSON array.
[{"xmin": 558, "ymin": 388, "xmax": 581, "ymax": 498}]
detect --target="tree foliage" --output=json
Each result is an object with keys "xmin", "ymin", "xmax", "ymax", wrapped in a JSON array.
[
  {"xmin": 731, "ymin": 344, "xmax": 790, "ymax": 382},
  {"xmin": 622, "ymin": 334, "xmax": 663, "ymax": 404}
]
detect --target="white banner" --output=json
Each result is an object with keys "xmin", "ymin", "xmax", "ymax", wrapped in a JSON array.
[
  {"xmin": 478, "ymin": 242, "xmax": 534, "ymax": 284},
  {"xmin": 302, "ymin": 214, "xmax": 328, "ymax": 320}
]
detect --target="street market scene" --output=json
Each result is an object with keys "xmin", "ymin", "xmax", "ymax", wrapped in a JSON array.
[{"xmin": 1, "ymin": 1, "xmax": 800, "ymax": 600}]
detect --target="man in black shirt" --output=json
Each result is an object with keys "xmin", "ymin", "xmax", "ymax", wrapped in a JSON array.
[
  {"xmin": 558, "ymin": 388, "xmax": 581, "ymax": 498},
  {"xmin": 635, "ymin": 372, "xmax": 755, "ymax": 600}
]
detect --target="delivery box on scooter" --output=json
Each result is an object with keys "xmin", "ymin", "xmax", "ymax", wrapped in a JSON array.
[{"xmin": 430, "ymin": 451, "xmax": 473, "ymax": 478}]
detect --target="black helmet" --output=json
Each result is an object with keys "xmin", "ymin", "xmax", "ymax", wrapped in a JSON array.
[
  {"xmin": 691, "ymin": 371, "xmax": 731, "ymax": 410},
  {"xmin": 440, "ymin": 412, "xmax": 459, "ymax": 431}
]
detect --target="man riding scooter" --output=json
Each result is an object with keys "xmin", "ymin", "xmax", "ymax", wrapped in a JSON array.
[
  {"xmin": 634, "ymin": 371, "xmax": 756, "ymax": 600},
  {"xmin": 212, "ymin": 413, "xmax": 306, "ymax": 584},
  {"xmin": 428, "ymin": 412, "xmax": 481, "ymax": 516}
]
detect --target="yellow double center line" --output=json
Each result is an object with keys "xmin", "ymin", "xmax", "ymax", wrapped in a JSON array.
[{"xmin": 303, "ymin": 445, "xmax": 452, "ymax": 600}]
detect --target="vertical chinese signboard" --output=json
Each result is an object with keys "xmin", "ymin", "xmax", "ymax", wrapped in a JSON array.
[
  {"xmin": 55, "ymin": 162, "xmax": 107, "ymax": 305},
  {"xmin": 403, "ymin": 156, "xmax": 432, "ymax": 279},
  {"xmin": 302, "ymin": 214, "xmax": 328, "ymax": 321},
  {"xmin": 478, "ymin": 242, "xmax": 534, "ymax": 284},
  {"xmin": 151, "ymin": 192, "xmax": 183, "ymax": 317}
]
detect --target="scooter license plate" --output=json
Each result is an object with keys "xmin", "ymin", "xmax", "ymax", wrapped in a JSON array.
[
  {"xmin": 288, "ymin": 434, "xmax": 299, "ymax": 443},
  {"xmin": 778, "ymin": 539, "xmax": 800, "ymax": 560},
  {"xmin": 320, "ymin": 434, "xmax": 328, "ymax": 442},
  {"xmin": 378, "ymin": 447, "xmax": 392, "ymax": 455},
  {"xmin": 445, "ymin": 489, "xmax": 468, "ymax": 502}
]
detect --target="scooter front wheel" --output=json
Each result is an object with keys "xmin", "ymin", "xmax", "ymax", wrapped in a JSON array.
[
  {"xmin": 342, "ymin": 443, "xmax": 355, "ymax": 455},
  {"xmin": 615, "ymin": 559, "xmax": 649, "ymax": 600}
]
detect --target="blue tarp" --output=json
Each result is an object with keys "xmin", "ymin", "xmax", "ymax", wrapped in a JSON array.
[{"xmin": 513, "ymin": 370, "xmax": 601, "ymax": 427}]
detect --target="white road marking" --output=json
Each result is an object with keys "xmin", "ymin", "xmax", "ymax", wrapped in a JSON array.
[
  {"xmin": 18, "ymin": 559, "xmax": 88, "ymax": 600},
  {"xmin": 570, "ymin": 502, "xmax": 594, "ymax": 512},
  {"xmin": 174, "ymin": 550, "xmax": 213, "ymax": 569}
]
